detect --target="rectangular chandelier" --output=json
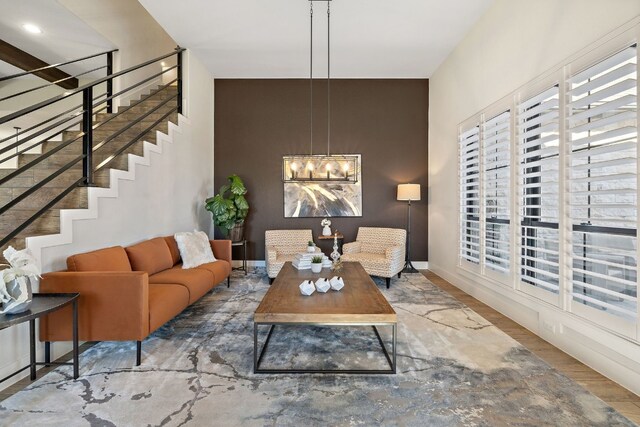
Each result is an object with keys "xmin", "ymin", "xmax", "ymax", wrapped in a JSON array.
[{"xmin": 282, "ymin": 155, "xmax": 359, "ymax": 183}]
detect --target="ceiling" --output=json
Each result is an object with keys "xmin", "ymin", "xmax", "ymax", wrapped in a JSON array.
[
  {"xmin": 139, "ymin": 0, "xmax": 493, "ymax": 78},
  {"xmin": 0, "ymin": 0, "xmax": 114, "ymax": 78}
]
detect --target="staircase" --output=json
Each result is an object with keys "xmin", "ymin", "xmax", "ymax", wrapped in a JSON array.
[{"xmin": 0, "ymin": 85, "xmax": 179, "ymax": 256}]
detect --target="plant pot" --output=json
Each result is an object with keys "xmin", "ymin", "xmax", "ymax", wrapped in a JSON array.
[
  {"xmin": 311, "ymin": 263, "xmax": 323, "ymax": 274},
  {"xmin": 229, "ymin": 223, "xmax": 244, "ymax": 242},
  {"xmin": 0, "ymin": 276, "xmax": 33, "ymax": 314},
  {"xmin": 307, "ymin": 246, "xmax": 316, "ymax": 253},
  {"xmin": 322, "ymin": 225, "xmax": 332, "ymax": 236}
]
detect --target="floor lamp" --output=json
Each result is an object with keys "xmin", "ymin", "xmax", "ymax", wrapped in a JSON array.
[{"xmin": 397, "ymin": 183, "xmax": 421, "ymax": 273}]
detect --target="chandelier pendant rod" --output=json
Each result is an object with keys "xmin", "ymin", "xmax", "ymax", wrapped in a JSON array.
[
  {"xmin": 327, "ymin": 0, "xmax": 331, "ymax": 157},
  {"xmin": 310, "ymin": 1, "xmax": 313, "ymax": 156}
]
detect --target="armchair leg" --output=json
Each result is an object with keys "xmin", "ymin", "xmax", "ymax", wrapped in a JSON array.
[
  {"xmin": 136, "ymin": 341, "xmax": 142, "ymax": 366},
  {"xmin": 386, "ymin": 277, "xmax": 391, "ymax": 289},
  {"xmin": 269, "ymin": 278, "xmax": 274, "ymax": 285},
  {"xmin": 398, "ymin": 272, "xmax": 402, "ymax": 278}
]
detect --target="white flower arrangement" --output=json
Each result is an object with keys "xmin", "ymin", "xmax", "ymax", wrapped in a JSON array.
[
  {"xmin": 0, "ymin": 246, "xmax": 41, "ymax": 314},
  {"xmin": 321, "ymin": 218, "xmax": 331, "ymax": 227}
]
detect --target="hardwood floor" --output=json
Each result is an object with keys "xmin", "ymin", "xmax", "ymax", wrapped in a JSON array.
[{"xmin": 423, "ymin": 270, "xmax": 640, "ymax": 425}]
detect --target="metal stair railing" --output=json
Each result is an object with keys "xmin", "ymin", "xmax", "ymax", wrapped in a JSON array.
[{"xmin": 0, "ymin": 46, "xmax": 185, "ymax": 248}]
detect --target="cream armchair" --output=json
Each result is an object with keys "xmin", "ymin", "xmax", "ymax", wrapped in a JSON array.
[
  {"xmin": 265, "ymin": 229, "xmax": 321, "ymax": 283},
  {"xmin": 341, "ymin": 227, "xmax": 406, "ymax": 288}
]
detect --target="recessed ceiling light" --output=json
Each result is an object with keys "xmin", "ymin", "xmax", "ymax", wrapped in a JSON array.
[{"xmin": 22, "ymin": 23, "xmax": 42, "ymax": 34}]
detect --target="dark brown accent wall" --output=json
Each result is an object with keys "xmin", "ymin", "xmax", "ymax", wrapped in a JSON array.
[{"xmin": 214, "ymin": 79, "xmax": 428, "ymax": 261}]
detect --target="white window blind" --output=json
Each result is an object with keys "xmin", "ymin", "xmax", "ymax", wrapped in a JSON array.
[
  {"xmin": 459, "ymin": 125, "xmax": 481, "ymax": 264},
  {"xmin": 483, "ymin": 111, "xmax": 511, "ymax": 273},
  {"xmin": 568, "ymin": 44, "xmax": 638, "ymax": 320},
  {"xmin": 518, "ymin": 86, "xmax": 561, "ymax": 293}
]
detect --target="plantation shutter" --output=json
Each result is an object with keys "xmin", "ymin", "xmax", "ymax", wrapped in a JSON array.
[
  {"xmin": 459, "ymin": 125, "xmax": 481, "ymax": 264},
  {"xmin": 518, "ymin": 86, "xmax": 561, "ymax": 293},
  {"xmin": 483, "ymin": 111, "xmax": 511, "ymax": 273},
  {"xmin": 568, "ymin": 44, "xmax": 638, "ymax": 320}
]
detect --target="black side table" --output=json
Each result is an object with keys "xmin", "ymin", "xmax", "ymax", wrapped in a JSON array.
[
  {"xmin": 0, "ymin": 293, "xmax": 79, "ymax": 384},
  {"xmin": 231, "ymin": 240, "xmax": 248, "ymax": 275}
]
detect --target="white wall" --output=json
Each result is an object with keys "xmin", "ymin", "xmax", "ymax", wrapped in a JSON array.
[
  {"xmin": 429, "ymin": 0, "xmax": 640, "ymax": 395},
  {"xmin": 59, "ymin": 0, "xmax": 178, "ymax": 107},
  {"xmin": 0, "ymin": 50, "xmax": 214, "ymax": 390}
]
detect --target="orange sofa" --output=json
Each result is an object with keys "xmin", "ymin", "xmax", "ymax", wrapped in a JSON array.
[{"xmin": 39, "ymin": 236, "xmax": 232, "ymax": 365}]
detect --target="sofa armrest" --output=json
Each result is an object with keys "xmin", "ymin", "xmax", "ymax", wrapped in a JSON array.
[
  {"xmin": 39, "ymin": 271, "xmax": 150, "ymax": 342},
  {"xmin": 342, "ymin": 241, "xmax": 362, "ymax": 254},
  {"xmin": 385, "ymin": 245, "xmax": 404, "ymax": 261},
  {"xmin": 210, "ymin": 239, "xmax": 232, "ymax": 263},
  {"xmin": 266, "ymin": 245, "xmax": 278, "ymax": 264}
]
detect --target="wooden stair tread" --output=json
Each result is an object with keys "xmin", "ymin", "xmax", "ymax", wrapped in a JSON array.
[{"xmin": 0, "ymin": 86, "xmax": 179, "ymax": 246}]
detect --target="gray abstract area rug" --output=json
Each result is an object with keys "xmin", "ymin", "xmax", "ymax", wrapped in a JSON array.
[{"xmin": 0, "ymin": 269, "xmax": 636, "ymax": 426}]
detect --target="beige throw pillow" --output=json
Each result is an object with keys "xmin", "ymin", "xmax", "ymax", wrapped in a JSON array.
[{"xmin": 174, "ymin": 230, "xmax": 216, "ymax": 269}]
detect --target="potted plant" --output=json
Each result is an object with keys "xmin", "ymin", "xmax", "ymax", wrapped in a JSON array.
[
  {"xmin": 205, "ymin": 174, "xmax": 249, "ymax": 242},
  {"xmin": 311, "ymin": 255, "xmax": 324, "ymax": 273},
  {"xmin": 307, "ymin": 241, "xmax": 316, "ymax": 253}
]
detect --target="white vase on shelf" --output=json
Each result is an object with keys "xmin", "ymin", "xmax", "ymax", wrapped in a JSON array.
[{"xmin": 322, "ymin": 225, "xmax": 332, "ymax": 236}]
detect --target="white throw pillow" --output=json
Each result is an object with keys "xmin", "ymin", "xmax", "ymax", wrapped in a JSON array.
[{"xmin": 174, "ymin": 230, "xmax": 216, "ymax": 269}]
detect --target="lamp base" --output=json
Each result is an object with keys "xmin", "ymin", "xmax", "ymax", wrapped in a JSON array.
[{"xmin": 402, "ymin": 260, "xmax": 419, "ymax": 273}]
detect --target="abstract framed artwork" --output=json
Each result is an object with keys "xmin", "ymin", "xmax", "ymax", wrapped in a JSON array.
[{"xmin": 284, "ymin": 154, "xmax": 362, "ymax": 218}]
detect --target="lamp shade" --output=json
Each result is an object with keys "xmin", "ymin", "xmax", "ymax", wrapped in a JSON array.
[{"xmin": 397, "ymin": 183, "xmax": 421, "ymax": 201}]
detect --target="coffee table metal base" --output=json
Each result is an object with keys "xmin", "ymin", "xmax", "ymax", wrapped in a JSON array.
[{"xmin": 253, "ymin": 322, "xmax": 397, "ymax": 374}]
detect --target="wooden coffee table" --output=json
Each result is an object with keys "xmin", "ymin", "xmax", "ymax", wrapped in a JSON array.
[{"xmin": 254, "ymin": 262, "xmax": 397, "ymax": 374}]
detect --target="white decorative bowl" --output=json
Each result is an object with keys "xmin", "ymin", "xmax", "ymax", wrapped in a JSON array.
[
  {"xmin": 315, "ymin": 278, "xmax": 331, "ymax": 293},
  {"xmin": 299, "ymin": 280, "xmax": 316, "ymax": 296},
  {"xmin": 330, "ymin": 276, "xmax": 344, "ymax": 291}
]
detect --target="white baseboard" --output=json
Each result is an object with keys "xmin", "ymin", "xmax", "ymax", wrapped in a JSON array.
[
  {"xmin": 0, "ymin": 338, "xmax": 75, "ymax": 392},
  {"xmin": 231, "ymin": 260, "xmax": 265, "ymax": 268},
  {"xmin": 231, "ymin": 260, "xmax": 429, "ymax": 270},
  {"xmin": 412, "ymin": 261, "xmax": 429, "ymax": 270}
]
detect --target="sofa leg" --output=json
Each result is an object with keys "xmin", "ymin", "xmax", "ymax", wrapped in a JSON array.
[
  {"xmin": 386, "ymin": 277, "xmax": 391, "ymax": 289},
  {"xmin": 44, "ymin": 341, "xmax": 51, "ymax": 365},
  {"xmin": 227, "ymin": 276, "xmax": 230, "ymax": 288},
  {"xmin": 136, "ymin": 341, "xmax": 142, "ymax": 366}
]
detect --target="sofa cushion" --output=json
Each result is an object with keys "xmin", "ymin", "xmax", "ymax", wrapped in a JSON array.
[
  {"xmin": 125, "ymin": 238, "xmax": 174, "ymax": 275},
  {"xmin": 361, "ymin": 243, "xmax": 386, "ymax": 255},
  {"xmin": 275, "ymin": 254, "xmax": 295, "ymax": 263},
  {"xmin": 195, "ymin": 260, "xmax": 231, "ymax": 284},
  {"xmin": 342, "ymin": 252, "xmax": 387, "ymax": 262},
  {"xmin": 164, "ymin": 236, "xmax": 182, "ymax": 266},
  {"xmin": 149, "ymin": 265, "xmax": 214, "ymax": 304},
  {"xmin": 148, "ymin": 283, "xmax": 189, "ymax": 332},
  {"xmin": 67, "ymin": 246, "xmax": 132, "ymax": 272}
]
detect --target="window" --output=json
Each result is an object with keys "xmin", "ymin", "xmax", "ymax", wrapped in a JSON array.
[
  {"xmin": 518, "ymin": 86, "xmax": 561, "ymax": 294},
  {"xmin": 568, "ymin": 45, "xmax": 638, "ymax": 320},
  {"xmin": 457, "ymin": 37, "xmax": 640, "ymax": 335},
  {"xmin": 459, "ymin": 125, "xmax": 481, "ymax": 264},
  {"xmin": 483, "ymin": 111, "xmax": 511, "ymax": 273}
]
